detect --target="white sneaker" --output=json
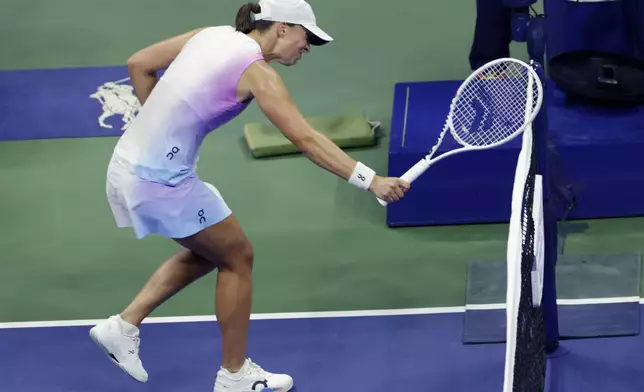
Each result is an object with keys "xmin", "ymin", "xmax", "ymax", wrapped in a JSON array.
[
  {"xmin": 213, "ymin": 358, "xmax": 293, "ymax": 391},
  {"xmin": 89, "ymin": 315, "xmax": 148, "ymax": 383}
]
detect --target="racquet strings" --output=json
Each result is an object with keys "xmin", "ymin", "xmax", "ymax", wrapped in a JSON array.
[{"xmin": 451, "ymin": 61, "xmax": 541, "ymax": 148}]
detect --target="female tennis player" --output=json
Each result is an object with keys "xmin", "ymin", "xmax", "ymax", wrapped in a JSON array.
[{"xmin": 89, "ymin": 0, "xmax": 410, "ymax": 390}]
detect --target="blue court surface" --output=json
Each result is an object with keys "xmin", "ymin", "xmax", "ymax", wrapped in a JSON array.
[{"xmin": 2, "ymin": 307, "xmax": 644, "ymax": 391}]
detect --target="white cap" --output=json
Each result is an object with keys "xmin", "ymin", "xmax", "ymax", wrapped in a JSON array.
[{"xmin": 254, "ymin": 0, "xmax": 333, "ymax": 46}]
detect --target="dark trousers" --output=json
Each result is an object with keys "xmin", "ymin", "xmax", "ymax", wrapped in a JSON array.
[
  {"xmin": 469, "ymin": 0, "xmax": 512, "ymax": 70},
  {"xmin": 469, "ymin": 0, "xmax": 643, "ymax": 68},
  {"xmin": 622, "ymin": 0, "xmax": 644, "ymax": 58}
]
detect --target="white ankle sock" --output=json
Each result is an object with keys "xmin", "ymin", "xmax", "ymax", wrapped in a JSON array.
[
  {"xmin": 114, "ymin": 314, "xmax": 139, "ymax": 336},
  {"xmin": 223, "ymin": 359, "xmax": 248, "ymax": 375}
]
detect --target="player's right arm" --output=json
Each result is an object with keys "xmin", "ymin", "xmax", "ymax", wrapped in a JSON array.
[
  {"xmin": 126, "ymin": 27, "xmax": 207, "ymax": 105},
  {"xmin": 241, "ymin": 61, "xmax": 410, "ymax": 202}
]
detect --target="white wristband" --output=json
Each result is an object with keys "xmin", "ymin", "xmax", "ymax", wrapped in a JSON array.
[{"xmin": 349, "ymin": 161, "xmax": 376, "ymax": 191}]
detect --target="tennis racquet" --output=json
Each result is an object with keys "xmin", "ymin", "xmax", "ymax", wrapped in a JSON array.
[{"xmin": 378, "ymin": 57, "xmax": 544, "ymax": 206}]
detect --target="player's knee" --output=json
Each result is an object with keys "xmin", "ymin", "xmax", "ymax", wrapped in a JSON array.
[
  {"xmin": 237, "ymin": 240, "xmax": 254, "ymax": 271},
  {"xmin": 221, "ymin": 239, "xmax": 254, "ymax": 274}
]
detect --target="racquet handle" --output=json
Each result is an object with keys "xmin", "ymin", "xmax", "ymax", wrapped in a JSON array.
[
  {"xmin": 377, "ymin": 158, "xmax": 431, "ymax": 206},
  {"xmin": 400, "ymin": 158, "xmax": 431, "ymax": 183}
]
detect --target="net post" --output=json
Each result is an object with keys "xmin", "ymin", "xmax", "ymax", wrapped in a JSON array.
[
  {"xmin": 532, "ymin": 60, "xmax": 560, "ymax": 352},
  {"xmin": 526, "ymin": 13, "xmax": 560, "ymax": 352}
]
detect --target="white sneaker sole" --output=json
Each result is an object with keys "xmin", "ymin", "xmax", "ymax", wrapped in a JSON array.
[{"xmin": 89, "ymin": 327, "xmax": 148, "ymax": 383}]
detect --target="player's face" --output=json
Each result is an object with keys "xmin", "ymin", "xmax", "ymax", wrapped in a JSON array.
[{"xmin": 276, "ymin": 24, "xmax": 310, "ymax": 66}]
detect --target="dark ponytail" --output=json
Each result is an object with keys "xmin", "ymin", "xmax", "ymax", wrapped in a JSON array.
[
  {"xmin": 235, "ymin": 2, "xmax": 262, "ymax": 33},
  {"xmin": 235, "ymin": 2, "xmax": 278, "ymax": 34}
]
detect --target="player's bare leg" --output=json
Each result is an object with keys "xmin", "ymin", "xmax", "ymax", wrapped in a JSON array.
[
  {"xmin": 90, "ymin": 215, "xmax": 293, "ymax": 390},
  {"xmin": 119, "ymin": 248, "xmax": 215, "ymax": 326},
  {"xmin": 174, "ymin": 215, "xmax": 253, "ymax": 371},
  {"xmin": 174, "ymin": 215, "xmax": 293, "ymax": 391}
]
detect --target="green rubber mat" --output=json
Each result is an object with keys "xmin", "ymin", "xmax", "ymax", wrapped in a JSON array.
[{"xmin": 244, "ymin": 111, "xmax": 380, "ymax": 158}]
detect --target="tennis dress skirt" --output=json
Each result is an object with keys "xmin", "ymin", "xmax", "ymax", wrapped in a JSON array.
[{"xmin": 106, "ymin": 158, "xmax": 232, "ymax": 239}]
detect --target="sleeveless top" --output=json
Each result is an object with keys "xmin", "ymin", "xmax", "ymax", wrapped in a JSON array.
[{"xmin": 111, "ymin": 26, "xmax": 264, "ymax": 186}]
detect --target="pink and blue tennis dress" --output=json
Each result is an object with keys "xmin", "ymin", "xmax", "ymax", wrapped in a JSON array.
[{"xmin": 106, "ymin": 26, "xmax": 264, "ymax": 239}]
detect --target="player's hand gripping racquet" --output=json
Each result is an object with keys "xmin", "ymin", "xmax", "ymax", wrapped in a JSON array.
[{"xmin": 377, "ymin": 57, "xmax": 544, "ymax": 206}]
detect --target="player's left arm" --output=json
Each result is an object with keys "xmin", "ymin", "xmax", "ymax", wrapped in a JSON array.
[{"xmin": 126, "ymin": 27, "xmax": 207, "ymax": 104}]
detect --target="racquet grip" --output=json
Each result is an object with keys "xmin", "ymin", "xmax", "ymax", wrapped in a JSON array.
[
  {"xmin": 377, "ymin": 158, "xmax": 430, "ymax": 207},
  {"xmin": 400, "ymin": 159, "xmax": 430, "ymax": 183}
]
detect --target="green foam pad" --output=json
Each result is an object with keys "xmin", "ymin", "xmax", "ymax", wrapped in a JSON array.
[{"xmin": 244, "ymin": 111, "xmax": 379, "ymax": 158}]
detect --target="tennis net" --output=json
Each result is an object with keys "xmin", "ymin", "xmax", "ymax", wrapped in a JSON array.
[{"xmin": 502, "ymin": 79, "xmax": 547, "ymax": 391}]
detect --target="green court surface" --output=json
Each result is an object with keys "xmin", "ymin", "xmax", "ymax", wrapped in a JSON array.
[
  {"xmin": 2, "ymin": 0, "xmax": 644, "ymax": 326},
  {"xmin": 3, "ymin": 135, "xmax": 644, "ymax": 324}
]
